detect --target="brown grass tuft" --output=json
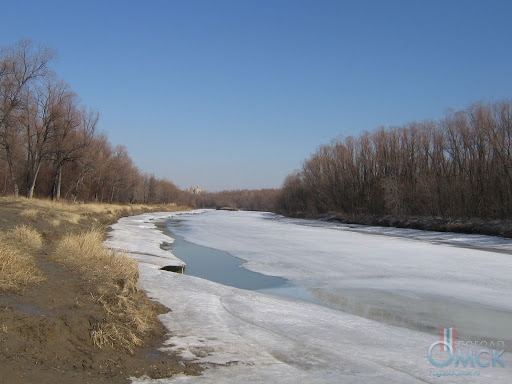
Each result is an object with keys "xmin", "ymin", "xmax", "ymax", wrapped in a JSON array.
[
  {"xmin": 3, "ymin": 225, "xmax": 43, "ymax": 253},
  {"xmin": 55, "ymin": 229, "xmax": 157, "ymax": 353},
  {"xmin": 0, "ymin": 236, "xmax": 45, "ymax": 293},
  {"xmin": 90, "ymin": 287, "xmax": 157, "ymax": 353},
  {"xmin": 19, "ymin": 208, "xmax": 40, "ymax": 221},
  {"xmin": 55, "ymin": 229, "xmax": 139, "ymax": 290}
]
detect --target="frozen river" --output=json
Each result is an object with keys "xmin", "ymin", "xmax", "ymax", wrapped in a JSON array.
[{"xmin": 105, "ymin": 210, "xmax": 512, "ymax": 383}]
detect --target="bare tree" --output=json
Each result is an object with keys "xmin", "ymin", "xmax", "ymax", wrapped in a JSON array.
[
  {"xmin": 0, "ymin": 40, "xmax": 55, "ymax": 196},
  {"xmin": 49, "ymin": 103, "xmax": 97, "ymax": 200},
  {"xmin": 20, "ymin": 79, "xmax": 71, "ymax": 198}
]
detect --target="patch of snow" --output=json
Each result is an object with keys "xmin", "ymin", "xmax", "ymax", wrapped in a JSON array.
[{"xmin": 104, "ymin": 211, "xmax": 203, "ymax": 268}]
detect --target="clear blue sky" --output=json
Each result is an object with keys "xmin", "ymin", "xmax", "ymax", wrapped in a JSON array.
[{"xmin": 2, "ymin": 0, "xmax": 511, "ymax": 191}]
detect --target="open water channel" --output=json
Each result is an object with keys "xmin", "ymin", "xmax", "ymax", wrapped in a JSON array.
[{"xmin": 165, "ymin": 218, "xmax": 318, "ymax": 304}]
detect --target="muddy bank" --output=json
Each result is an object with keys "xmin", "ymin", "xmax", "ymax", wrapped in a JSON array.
[
  {"xmin": 0, "ymin": 259, "xmax": 199, "ymax": 383},
  {"xmin": 0, "ymin": 199, "xmax": 200, "ymax": 383},
  {"xmin": 302, "ymin": 212, "xmax": 512, "ymax": 239}
]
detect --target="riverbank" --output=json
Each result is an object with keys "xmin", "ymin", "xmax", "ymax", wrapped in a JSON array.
[
  {"xmin": 0, "ymin": 197, "xmax": 200, "ymax": 383},
  {"xmin": 297, "ymin": 212, "xmax": 512, "ymax": 239}
]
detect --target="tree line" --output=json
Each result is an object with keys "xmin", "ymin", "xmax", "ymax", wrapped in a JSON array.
[
  {"xmin": 0, "ymin": 40, "xmax": 180, "ymax": 204},
  {"xmin": 276, "ymin": 100, "xmax": 512, "ymax": 220},
  {"xmin": 185, "ymin": 188, "xmax": 280, "ymax": 212},
  {"xmin": 5, "ymin": 40, "xmax": 509, "ymax": 219}
]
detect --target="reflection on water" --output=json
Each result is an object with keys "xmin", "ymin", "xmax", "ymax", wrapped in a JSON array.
[
  {"xmin": 310, "ymin": 287, "xmax": 437, "ymax": 332},
  {"xmin": 310, "ymin": 286, "xmax": 512, "ymax": 352}
]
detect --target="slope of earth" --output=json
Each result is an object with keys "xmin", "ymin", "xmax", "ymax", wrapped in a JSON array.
[{"xmin": 0, "ymin": 198, "xmax": 200, "ymax": 383}]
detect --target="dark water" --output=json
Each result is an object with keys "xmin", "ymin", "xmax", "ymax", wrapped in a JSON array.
[{"xmin": 165, "ymin": 219, "xmax": 288, "ymax": 291}]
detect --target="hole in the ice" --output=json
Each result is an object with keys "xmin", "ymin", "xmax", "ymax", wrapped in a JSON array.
[
  {"xmin": 160, "ymin": 241, "xmax": 173, "ymax": 250},
  {"xmin": 160, "ymin": 265, "xmax": 185, "ymax": 274}
]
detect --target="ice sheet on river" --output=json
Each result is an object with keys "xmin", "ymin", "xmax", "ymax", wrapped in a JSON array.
[
  {"xmin": 104, "ymin": 210, "xmax": 512, "ymax": 383},
  {"xmin": 134, "ymin": 266, "xmax": 466, "ymax": 383},
  {"xmin": 169, "ymin": 211, "xmax": 512, "ymax": 313}
]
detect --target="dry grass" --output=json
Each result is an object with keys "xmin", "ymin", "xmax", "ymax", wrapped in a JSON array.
[
  {"xmin": 0, "ymin": 196, "xmax": 184, "ymax": 229},
  {"xmin": 0, "ymin": 227, "xmax": 45, "ymax": 293},
  {"xmin": 0, "ymin": 196, "xmax": 187, "ymax": 352},
  {"xmin": 91, "ymin": 288, "xmax": 157, "ymax": 353},
  {"xmin": 3, "ymin": 225, "xmax": 43, "ymax": 253},
  {"xmin": 55, "ymin": 229, "xmax": 157, "ymax": 353},
  {"xmin": 19, "ymin": 208, "xmax": 40, "ymax": 221},
  {"xmin": 55, "ymin": 229, "xmax": 139, "ymax": 290}
]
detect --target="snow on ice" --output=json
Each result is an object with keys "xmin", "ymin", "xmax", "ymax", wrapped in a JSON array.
[{"xmin": 105, "ymin": 210, "xmax": 512, "ymax": 383}]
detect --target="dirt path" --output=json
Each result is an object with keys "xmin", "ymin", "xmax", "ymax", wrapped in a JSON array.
[{"xmin": 0, "ymin": 199, "xmax": 200, "ymax": 383}]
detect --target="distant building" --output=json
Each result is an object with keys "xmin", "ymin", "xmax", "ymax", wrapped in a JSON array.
[{"xmin": 186, "ymin": 186, "xmax": 204, "ymax": 194}]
